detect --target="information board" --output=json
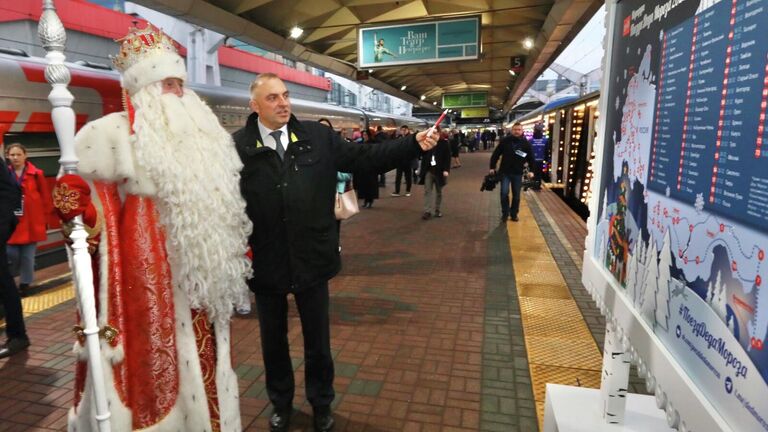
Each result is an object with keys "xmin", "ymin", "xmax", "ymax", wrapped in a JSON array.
[
  {"xmin": 460, "ymin": 107, "xmax": 490, "ymax": 118},
  {"xmin": 442, "ymin": 92, "xmax": 487, "ymax": 108},
  {"xmin": 358, "ymin": 17, "xmax": 480, "ymax": 68},
  {"xmin": 590, "ymin": 1, "xmax": 768, "ymax": 430}
]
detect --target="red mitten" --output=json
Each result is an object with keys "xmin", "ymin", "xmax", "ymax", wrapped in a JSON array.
[
  {"xmin": 53, "ymin": 174, "xmax": 97, "ymax": 227},
  {"xmin": 54, "ymin": 175, "xmax": 101, "ymax": 253}
]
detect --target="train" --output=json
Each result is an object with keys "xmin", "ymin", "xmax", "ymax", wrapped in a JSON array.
[
  {"xmin": 0, "ymin": 49, "xmax": 428, "ymax": 267},
  {"xmin": 510, "ymin": 92, "xmax": 601, "ymax": 219}
]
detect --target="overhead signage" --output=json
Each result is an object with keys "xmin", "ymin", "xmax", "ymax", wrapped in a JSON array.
[
  {"xmin": 442, "ymin": 92, "xmax": 487, "ymax": 109},
  {"xmin": 589, "ymin": 1, "xmax": 768, "ymax": 431},
  {"xmin": 460, "ymin": 107, "xmax": 489, "ymax": 118},
  {"xmin": 510, "ymin": 56, "xmax": 526, "ymax": 73},
  {"xmin": 358, "ymin": 16, "xmax": 480, "ymax": 68}
]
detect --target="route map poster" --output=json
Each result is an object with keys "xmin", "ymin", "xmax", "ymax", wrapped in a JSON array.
[{"xmin": 592, "ymin": 0, "xmax": 768, "ymax": 429}]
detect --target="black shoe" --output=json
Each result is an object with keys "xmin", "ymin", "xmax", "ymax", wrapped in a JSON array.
[
  {"xmin": 0, "ymin": 338, "xmax": 30, "ymax": 359},
  {"xmin": 422, "ymin": 212, "xmax": 432, "ymax": 220},
  {"xmin": 510, "ymin": 215, "xmax": 519, "ymax": 222},
  {"xmin": 501, "ymin": 214, "xmax": 508, "ymax": 223},
  {"xmin": 313, "ymin": 410, "xmax": 335, "ymax": 432},
  {"xmin": 19, "ymin": 283, "xmax": 29, "ymax": 297},
  {"xmin": 268, "ymin": 407, "xmax": 292, "ymax": 432}
]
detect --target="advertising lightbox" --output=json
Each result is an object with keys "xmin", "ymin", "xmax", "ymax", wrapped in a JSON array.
[{"xmin": 358, "ymin": 16, "xmax": 480, "ymax": 68}]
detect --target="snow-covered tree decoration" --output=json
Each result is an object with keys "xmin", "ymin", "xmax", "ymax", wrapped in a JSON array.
[{"xmin": 655, "ymin": 229, "xmax": 672, "ymax": 330}]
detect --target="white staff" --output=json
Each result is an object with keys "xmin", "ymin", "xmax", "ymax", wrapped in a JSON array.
[{"xmin": 37, "ymin": 1, "xmax": 111, "ymax": 431}]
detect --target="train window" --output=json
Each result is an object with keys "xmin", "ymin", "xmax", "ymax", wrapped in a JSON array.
[{"xmin": 2, "ymin": 132, "xmax": 61, "ymax": 176}]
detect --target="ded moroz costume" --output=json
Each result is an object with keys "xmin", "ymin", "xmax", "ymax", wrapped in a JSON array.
[{"xmin": 53, "ymin": 24, "xmax": 252, "ymax": 432}]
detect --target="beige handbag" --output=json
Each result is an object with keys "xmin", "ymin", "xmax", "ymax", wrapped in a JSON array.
[{"xmin": 335, "ymin": 186, "xmax": 359, "ymax": 220}]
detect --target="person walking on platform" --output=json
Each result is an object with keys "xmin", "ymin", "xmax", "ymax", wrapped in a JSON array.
[
  {"xmin": 234, "ymin": 72, "xmax": 438, "ymax": 432},
  {"xmin": 0, "ymin": 155, "xmax": 29, "ymax": 359},
  {"xmin": 490, "ymin": 122, "xmax": 535, "ymax": 222},
  {"xmin": 5, "ymin": 143, "xmax": 51, "ymax": 296},
  {"xmin": 52, "ymin": 24, "xmax": 251, "ymax": 431},
  {"xmin": 354, "ymin": 130, "xmax": 380, "ymax": 208},
  {"xmin": 419, "ymin": 130, "xmax": 452, "ymax": 220},
  {"xmin": 392, "ymin": 125, "xmax": 415, "ymax": 197}
]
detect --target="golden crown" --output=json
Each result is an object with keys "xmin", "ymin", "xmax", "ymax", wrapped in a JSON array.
[{"xmin": 111, "ymin": 24, "xmax": 179, "ymax": 73}]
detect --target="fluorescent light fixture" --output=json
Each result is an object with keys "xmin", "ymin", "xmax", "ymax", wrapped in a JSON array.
[
  {"xmin": 420, "ymin": 95, "xmax": 426, "ymax": 100},
  {"xmin": 523, "ymin": 38, "xmax": 534, "ymax": 49},
  {"xmin": 289, "ymin": 26, "xmax": 304, "ymax": 39},
  {"xmin": 400, "ymin": 85, "xmax": 407, "ymax": 91}
]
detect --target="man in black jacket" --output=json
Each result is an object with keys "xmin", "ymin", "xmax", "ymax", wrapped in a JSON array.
[
  {"xmin": 0, "ymin": 155, "xmax": 29, "ymax": 359},
  {"xmin": 233, "ymin": 73, "xmax": 437, "ymax": 432},
  {"xmin": 489, "ymin": 122, "xmax": 535, "ymax": 222},
  {"xmin": 418, "ymin": 131, "xmax": 451, "ymax": 219}
]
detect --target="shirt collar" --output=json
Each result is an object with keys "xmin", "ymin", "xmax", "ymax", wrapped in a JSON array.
[{"xmin": 257, "ymin": 119, "xmax": 289, "ymax": 149}]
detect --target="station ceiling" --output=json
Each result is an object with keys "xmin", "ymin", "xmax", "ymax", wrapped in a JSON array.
[{"xmin": 132, "ymin": 0, "xmax": 602, "ymax": 113}]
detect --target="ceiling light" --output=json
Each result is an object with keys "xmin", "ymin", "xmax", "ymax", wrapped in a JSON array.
[
  {"xmin": 400, "ymin": 85, "xmax": 407, "ymax": 91},
  {"xmin": 368, "ymin": 69, "xmax": 373, "ymax": 73},
  {"xmin": 432, "ymin": 101, "xmax": 437, "ymax": 105},
  {"xmin": 289, "ymin": 26, "xmax": 304, "ymax": 39},
  {"xmin": 420, "ymin": 95, "xmax": 426, "ymax": 100},
  {"xmin": 508, "ymin": 69, "xmax": 516, "ymax": 76},
  {"xmin": 523, "ymin": 38, "xmax": 534, "ymax": 49}
]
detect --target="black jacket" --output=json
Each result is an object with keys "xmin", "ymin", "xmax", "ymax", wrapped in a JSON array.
[
  {"xmin": 418, "ymin": 138, "xmax": 451, "ymax": 187},
  {"xmin": 0, "ymin": 161, "xmax": 20, "ymax": 238},
  {"xmin": 490, "ymin": 134, "xmax": 535, "ymax": 175},
  {"xmin": 234, "ymin": 113, "xmax": 422, "ymax": 293}
]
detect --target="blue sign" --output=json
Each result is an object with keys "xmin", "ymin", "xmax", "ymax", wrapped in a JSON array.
[{"xmin": 358, "ymin": 17, "xmax": 480, "ymax": 68}]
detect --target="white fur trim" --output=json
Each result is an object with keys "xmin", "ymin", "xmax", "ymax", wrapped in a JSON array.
[
  {"xmin": 68, "ymin": 338, "xmax": 132, "ymax": 432},
  {"xmin": 75, "ymin": 113, "xmax": 134, "ymax": 183},
  {"xmin": 75, "ymin": 114, "xmax": 158, "ymax": 196},
  {"xmin": 214, "ymin": 321, "xmax": 242, "ymax": 432},
  {"xmin": 120, "ymin": 51, "xmax": 187, "ymax": 95}
]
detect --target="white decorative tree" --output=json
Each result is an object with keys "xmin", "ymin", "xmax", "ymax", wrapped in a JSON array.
[
  {"xmin": 655, "ymin": 229, "xmax": 672, "ymax": 330},
  {"xmin": 625, "ymin": 247, "xmax": 638, "ymax": 303},
  {"xmin": 711, "ymin": 270, "xmax": 727, "ymax": 322},
  {"xmin": 643, "ymin": 237, "xmax": 660, "ymax": 325}
]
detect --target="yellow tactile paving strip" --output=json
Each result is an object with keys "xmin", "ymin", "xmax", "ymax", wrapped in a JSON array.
[
  {"xmin": 508, "ymin": 196, "xmax": 603, "ymax": 429},
  {"xmin": 0, "ymin": 281, "xmax": 75, "ymax": 328}
]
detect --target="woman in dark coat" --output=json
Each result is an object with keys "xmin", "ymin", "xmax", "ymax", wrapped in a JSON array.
[{"xmin": 353, "ymin": 130, "xmax": 380, "ymax": 208}]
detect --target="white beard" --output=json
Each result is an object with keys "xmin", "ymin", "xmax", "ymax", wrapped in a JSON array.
[{"xmin": 130, "ymin": 83, "xmax": 253, "ymax": 326}]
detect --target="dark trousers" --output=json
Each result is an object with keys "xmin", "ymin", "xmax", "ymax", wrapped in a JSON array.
[
  {"xmin": 394, "ymin": 166, "xmax": 412, "ymax": 194},
  {"xmin": 0, "ymin": 227, "xmax": 26, "ymax": 340},
  {"xmin": 500, "ymin": 174, "xmax": 523, "ymax": 218},
  {"xmin": 255, "ymin": 282, "xmax": 335, "ymax": 411}
]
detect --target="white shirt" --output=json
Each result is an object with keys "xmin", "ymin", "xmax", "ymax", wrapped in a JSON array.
[{"xmin": 257, "ymin": 119, "xmax": 289, "ymax": 153}]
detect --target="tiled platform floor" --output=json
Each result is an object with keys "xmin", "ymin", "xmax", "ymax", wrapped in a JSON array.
[{"xmin": 0, "ymin": 150, "xmax": 631, "ymax": 431}]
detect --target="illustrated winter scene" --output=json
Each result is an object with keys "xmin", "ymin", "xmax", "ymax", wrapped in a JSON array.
[{"xmin": 592, "ymin": 0, "xmax": 768, "ymax": 429}]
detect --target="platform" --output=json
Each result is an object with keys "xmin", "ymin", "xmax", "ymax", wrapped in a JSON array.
[{"xmin": 0, "ymin": 151, "xmax": 654, "ymax": 431}]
